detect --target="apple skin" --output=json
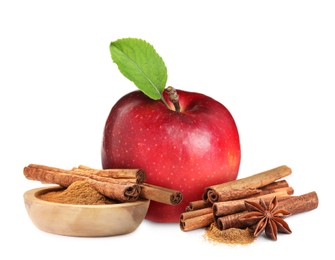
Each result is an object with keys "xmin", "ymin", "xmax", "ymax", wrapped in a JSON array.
[{"xmin": 101, "ymin": 89, "xmax": 241, "ymax": 222}]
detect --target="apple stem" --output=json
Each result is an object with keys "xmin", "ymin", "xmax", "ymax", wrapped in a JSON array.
[{"xmin": 166, "ymin": 86, "xmax": 180, "ymax": 112}]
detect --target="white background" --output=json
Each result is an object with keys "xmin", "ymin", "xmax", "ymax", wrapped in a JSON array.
[{"xmin": 1, "ymin": 0, "xmax": 334, "ymax": 259}]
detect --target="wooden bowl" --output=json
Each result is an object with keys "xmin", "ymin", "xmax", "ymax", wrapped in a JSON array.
[{"xmin": 24, "ymin": 186, "xmax": 150, "ymax": 237}]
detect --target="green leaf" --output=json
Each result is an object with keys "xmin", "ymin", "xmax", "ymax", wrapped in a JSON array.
[{"xmin": 110, "ymin": 38, "xmax": 168, "ymax": 100}]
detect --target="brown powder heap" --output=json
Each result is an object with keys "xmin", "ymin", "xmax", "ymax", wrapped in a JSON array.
[
  {"xmin": 204, "ymin": 223, "xmax": 256, "ymax": 245},
  {"xmin": 39, "ymin": 181, "xmax": 118, "ymax": 205}
]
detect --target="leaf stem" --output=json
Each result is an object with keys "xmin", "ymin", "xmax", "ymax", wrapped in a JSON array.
[{"xmin": 160, "ymin": 95, "xmax": 172, "ymax": 110}]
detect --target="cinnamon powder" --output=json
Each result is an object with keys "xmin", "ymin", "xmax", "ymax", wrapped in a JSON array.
[
  {"xmin": 39, "ymin": 181, "xmax": 118, "ymax": 205},
  {"xmin": 204, "ymin": 223, "xmax": 255, "ymax": 245}
]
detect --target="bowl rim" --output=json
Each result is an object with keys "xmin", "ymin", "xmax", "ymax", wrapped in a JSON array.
[{"xmin": 24, "ymin": 186, "xmax": 150, "ymax": 209}]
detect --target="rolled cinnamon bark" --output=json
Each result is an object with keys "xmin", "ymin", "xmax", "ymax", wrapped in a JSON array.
[
  {"xmin": 185, "ymin": 200, "xmax": 211, "ymax": 211},
  {"xmin": 216, "ymin": 212, "xmax": 247, "ymax": 230},
  {"xmin": 180, "ymin": 207, "xmax": 212, "ymax": 221},
  {"xmin": 24, "ymin": 166, "xmax": 141, "ymax": 202},
  {"xmin": 213, "ymin": 189, "xmax": 292, "ymax": 217},
  {"xmin": 203, "ymin": 165, "xmax": 292, "ymax": 204},
  {"xmin": 216, "ymin": 192, "xmax": 319, "ymax": 230},
  {"xmin": 277, "ymin": 191, "xmax": 319, "ymax": 214},
  {"xmin": 180, "ymin": 212, "xmax": 214, "ymax": 231},
  {"xmin": 29, "ymin": 164, "xmax": 145, "ymax": 184},
  {"xmin": 260, "ymin": 180, "xmax": 289, "ymax": 190},
  {"xmin": 140, "ymin": 183, "xmax": 183, "ymax": 205},
  {"xmin": 78, "ymin": 165, "xmax": 146, "ymax": 184},
  {"xmin": 253, "ymin": 186, "xmax": 294, "ymax": 197},
  {"xmin": 70, "ymin": 168, "xmax": 137, "ymax": 185}
]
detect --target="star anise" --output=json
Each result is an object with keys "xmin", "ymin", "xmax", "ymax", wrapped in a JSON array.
[{"xmin": 240, "ymin": 196, "xmax": 292, "ymax": 240}]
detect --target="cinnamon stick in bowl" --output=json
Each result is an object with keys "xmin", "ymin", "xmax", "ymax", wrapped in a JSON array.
[
  {"xmin": 24, "ymin": 164, "xmax": 184, "ymax": 205},
  {"xmin": 23, "ymin": 165, "xmax": 141, "ymax": 202},
  {"xmin": 75, "ymin": 165, "xmax": 146, "ymax": 184}
]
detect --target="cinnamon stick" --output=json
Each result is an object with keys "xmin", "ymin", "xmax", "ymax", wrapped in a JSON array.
[
  {"xmin": 277, "ymin": 191, "xmax": 318, "ymax": 214},
  {"xmin": 77, "ymin": 165, "xmax": 146, "ymax": 183},
  {"xmin": 185, "ymin": 200, "xmax": 211, "ymax": 212},
  {"xmin": 251, "ymin": 186, "xmax": 294, "ymax": 197},
  {"xmin": 184, "ymin": 179, "xmax": 290, "ymax": 212},
  {"xmin": 29, "ymin": 164, "xmax": 143, "ymax": 184},
  {"xmin": 216, "ymin": 191, "xmax": 319, "ymax": 230},
  {"xmin": 72, "ymin": 168, "xmax": 137, "ymax": 185},
  {"xmin": 180, "ymin": 207, "xmax": 212, "ymax": 221},
  {"xmin": 180, "ymin": 212, "xmax": 214, "ymax": 231},
  {"xmin": 213, "ymin": 188, "xmax": 292, "ymax": 217},
  {"xmin": 180, "ymin": 185, "xmax": 294, "ymax": 231},
  {"xmin": 203, "ymin": 165, "xmax": 292, "ymax": 204},
  {"xmin": 180, "ymin": 207, "xmax": 213, "ymax": 231},
  {"xmin": 260, "ymin": 180, "xmax": 289, "ymax": 190},
  {"xmin": 24, "ymin": 165, "xmax": 141, "ymax": 202},
  {"xmin": 140, "ymin": 183, "xmax": 183, "ymax": 205},
  {"xmin": 216, "ymin": 212, "xmax": 247, "ymax": 230}
]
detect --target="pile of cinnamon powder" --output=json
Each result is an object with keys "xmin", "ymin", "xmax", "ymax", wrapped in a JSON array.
[
  {"xmin": 39, "ymin": 181, "xmax": 118, "ymax": 205},
  {"xmin": 204, "ymin": 223, "xmax": 256, "ymax": 245}
]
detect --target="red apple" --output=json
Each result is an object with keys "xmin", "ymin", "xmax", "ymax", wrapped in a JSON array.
[{"xmin": 101, "ymin": 89, "xmax": 241, "ymax": 222}]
